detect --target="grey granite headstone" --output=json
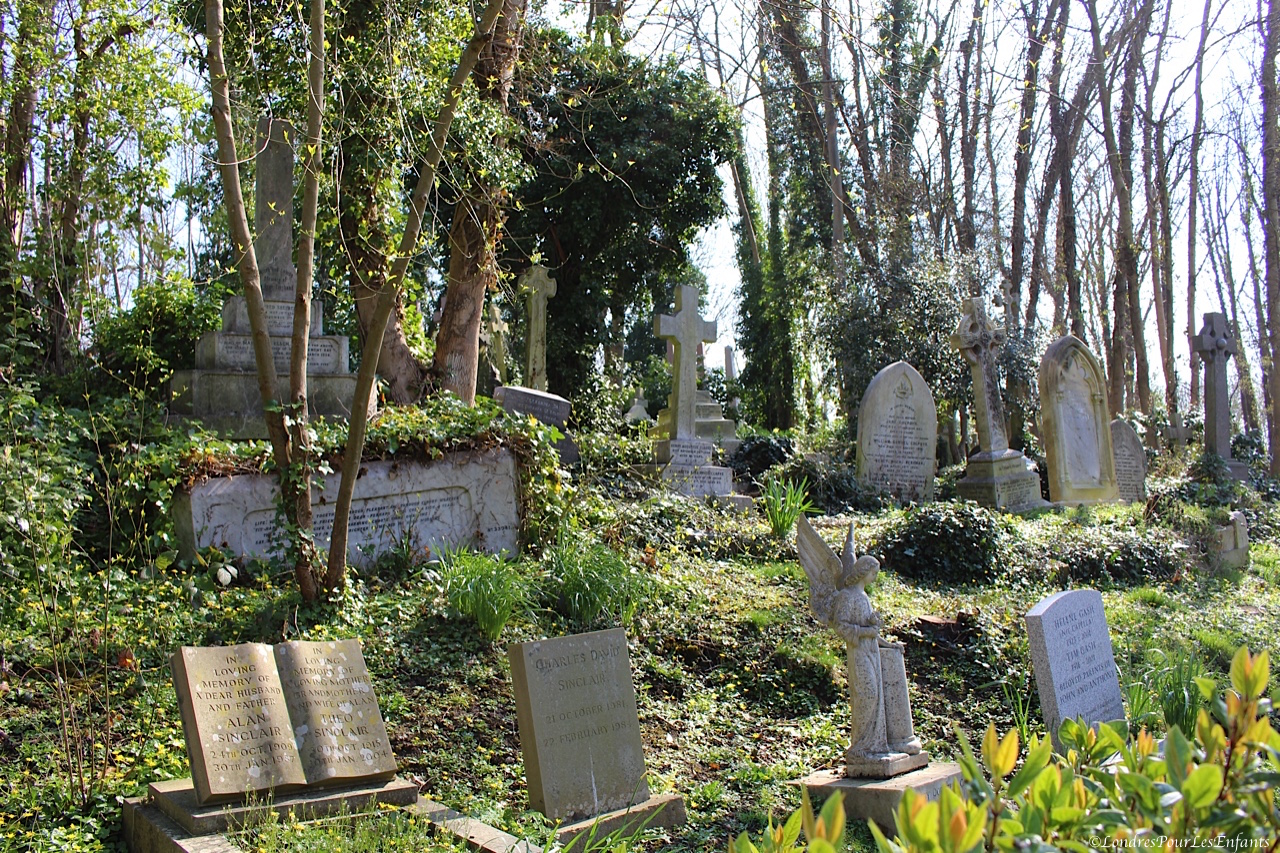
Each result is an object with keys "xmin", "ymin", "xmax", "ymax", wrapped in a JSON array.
[
  {"xmin": 856, "ymin": 361, "xmax": 937, "ymax": 502},
  {"xmin": 494, "ymin": 385, "xmax": 578, "ymax": 463},
  {"xmin": 1109, "ymin": 419, "xmax": 1147, "ymax": 503},
  {"xmin": 508, "ymin": 628, "xmax": 650, "ymax": 820},
  {"xmin": 1025, "ymin": 589, "xmax": 1124, "ymax": 748},
  {"xmin": 1038, "ymin": 336, "xmax": 1118, "ymax": 505}
]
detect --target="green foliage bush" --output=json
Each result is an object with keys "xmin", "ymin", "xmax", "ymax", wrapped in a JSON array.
[
  {"xmin": 874, "ymin": 646, "xmax": 1279, "ymax": 850},
  {"xmin": 768, "ymin": 454, "xmax": 884, "ymax": 514},
  {"xmin": 729, "ymin": 434, "xmax": 794, "ymax": 483},
  {"xmin": 875, "ymin": 501, "xmax": 1007, "ymax": 585},
  {"xmin": 542, "ymin": 533, "xmax": 649, "ymax": 630},
  {"xmin": 440, "ymin": 550, "xmax": 530, "ymax": 642},
  {"xmin": 1046, "ymin": 524, "xmax": 1185, "ymax": 585}
]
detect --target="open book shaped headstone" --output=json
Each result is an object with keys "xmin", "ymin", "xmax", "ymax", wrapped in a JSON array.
[{"xmin": 172, "ymin": 639, "xmax": 397, "ymax": 805}]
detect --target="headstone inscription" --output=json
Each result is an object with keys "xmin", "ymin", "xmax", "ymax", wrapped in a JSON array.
[
  {"xmin": 1109, "ymin": 419, "xmax": 1147, "ymax": 504},
  {"xmin": 1192, "ymin": 312, "xmax": 1248, "ymax": 479},
  {"xmin": 494, "ymin": 385, "xmax": 578, "ymax": 463},
  {"xmin": 856, "ymin": 361, "xmax": 937, "ymax": 503},
  {"xmin": 521, "ymin": 266, "xmax": 557, "ymax": 392},
  {"xmin": 508, "ymin": 628, "xmax": 686, "ymax": 838},
  {"xmin": 169, "ymin": 117, "xmax": 364, "ymax": 438},
  {"xmin": 1025, "ymin": 589, "xmax": 1125, "ymax": 749},
  {"xmin": 949, "ymin": 297, "xmax": 1048, "ymax": 513},
  {"xmin": 171, "ymin": 639, "xmax": 397, "ymax": 805},
  {"xmin": 1038, "ymin": 336, "xmax": 1119, "ymax": 505}
]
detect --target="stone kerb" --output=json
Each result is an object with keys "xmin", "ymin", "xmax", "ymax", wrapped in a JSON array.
[
  {"xmin": 856, "ymin": 361, "xmax": 937, "ymax": 502},
  {"xmin": 173, "ymin": 449, "xmax": 520, "ymax": 567},
  {"xmin": 1025, "ymin": 589, "xmax": 1125, "ymax": 750},
  {"xmin": 1038, "ymin": 335, "xmax": 1119, "ymax": 505}
]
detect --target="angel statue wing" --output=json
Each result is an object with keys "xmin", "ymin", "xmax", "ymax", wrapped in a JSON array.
[{"xmin": 796, "ymin": 516, "xmax": 854, "ymax": 626}]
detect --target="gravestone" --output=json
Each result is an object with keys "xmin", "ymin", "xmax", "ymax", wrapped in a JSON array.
[
  {"xmin": 950, "ymin": 298, "xmax": 1048, "ymax": 513},
  {"xmin": 1192, "ymin": 312, "xmax": 1248, "ymax": 479},
  {"xmin": 508, "ymin": 628, "xmax": 685, "ymax": 840},
  {"xmin": 1110, "ymin": 419, "xmax": 1147, "ymax": 504},
  {"xmin": 624, "ymin": 393, "xmax": 651, "ymax": 424},
  {"xmin": 1025, "ymin": 589, "xmax": 1125, "ymax": 749},
  {"xmin": 494, "ymin": 385, "xmax": 578, "ymax": 463},
  {"xmin": 645, "ymin": 286, "xmax": 743, "ymax": 504},
  {"xmin": 522, "ymin": 266, "xmax": 557, "ymax": 392},
  {"xmin": 487, "ymin": 301, "xmax": 510, "ymax": 385},
  {"xmin": 1038, "ymin": 336, "xmax": 1119, "ymax": 505},
  {"xmin": 856, "ymin": 361, "xmax": 937, "ymax": 502},
  {"xmin": 1215, "ymin": 510, "xmax": 1250, "ymax": 570},
  {"xmin": 169, "ymin": 117, "xmax": 365, "ymax": 438},
  {"xmin": 174, "ymin": 449, "xmax": 520, "ymax": 567}
]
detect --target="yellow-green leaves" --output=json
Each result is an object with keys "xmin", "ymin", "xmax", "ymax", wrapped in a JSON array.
[
  {"xmin": 982, "ymin": 724, "xmax": 1019, "ymax": 780},
  {"xmin": 1229, "ymin": 647, "xmax": 1269, "ymax": 702}
]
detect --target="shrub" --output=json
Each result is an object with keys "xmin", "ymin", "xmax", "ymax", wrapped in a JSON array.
[
  {"xmin": 440, "ymin": 550, "xmax": 529, "ymax": 641},
  {"xmin": 729, "ymin": 434, "xmax": 794, "ymax": 483},
  {"xmin": 875, "ymin": 501, "xmax": 1007, "ymax": 585},
  {"xmin": 1047, "ymin": 525, "xmax": 1185, "ymax": 585},
  {"xmin": 874, "ymin": 646, "xmax": 1279, "ymax": 850},
  {"xmin": 769, "ymin": 454, "xmax": 885, "ymax": 514},
  {"xmin": 542, "ymin": 534, "xmax": 649, "ymax": 630}
]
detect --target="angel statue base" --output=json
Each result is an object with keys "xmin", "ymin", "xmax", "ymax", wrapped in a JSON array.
[{"xmin": 798, "ymin": 516, "xmax": 929, "ymax": 779}]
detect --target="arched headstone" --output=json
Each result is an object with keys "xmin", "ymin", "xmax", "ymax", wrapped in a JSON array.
[
  {"xmin": 1038, "ymin": 336, "xmax": 1118, "ymax": 505},
  {"xmin": 856, "ymin": 361, "xmax": 937, "ymax": 502}
]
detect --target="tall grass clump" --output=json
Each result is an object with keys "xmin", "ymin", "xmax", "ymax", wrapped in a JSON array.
[
  {"xmin": 543, "ymin": 534, "xmax": 650, "ymax": 630},
  {"xmin": 759, "ymin": 475, "xmax": 816, "ymax": 538},
  {"xmin": 440, "ymin": 549, "xmax": 529, "ymax": 641}
]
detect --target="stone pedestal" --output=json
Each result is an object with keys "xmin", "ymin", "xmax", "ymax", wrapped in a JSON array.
[
  {"xmin": 955, "ymin": 450, "xmax": 1048, "ymax": 513},
  {"xmin": 638, "ymin": 439, "xmax": 749, "ymax": 508},
  {"xmin": 797, "ymin": 764, "xmax": 963, "ymax": 833},
  {"xmin": 654, "ymin": 390, "xmax": 741, "ymax": 453}
]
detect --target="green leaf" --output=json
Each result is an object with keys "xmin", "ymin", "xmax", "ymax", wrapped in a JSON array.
[
  {"xmin": 1007, "ymin": 735, "xmax": 1052, "ymax": 799},
  {"xmin": 1180, "ymin": 764, "xmax": 1224, "ymax": 812}
]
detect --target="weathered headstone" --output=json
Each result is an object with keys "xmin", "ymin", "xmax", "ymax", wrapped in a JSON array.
[
  {"xmin": 1025, "ymin": 589, "xmax": 1125, "ymax": 749},
  {"xmin": 1192, "ymin": 312, "xmax": 1248, "ymax": 479},
  {"xmin": 169, "ymin": 116, "xmax": 365, "ymax": 438},
  {"xmin": 487, "ymin": 301, "xmax": 510, "ymax": 385},
  {"xmin": 508, "ymin": 628, "xmax": 685, "ymax": 839},
  {"xmin": 521, "ymin": 266, "xmax": 557, "ymax": 392},
  {"xmin": 856, "ymin": 361, "xmax": 937, "ymax": 502},
  {"xmin": 174, "ymin": 449, "xmax": 520, "ymax": 567},
  {"xmin": 1215, "ymin": 510, "xmax": 1250, "ymax": 570},
  {"xmin": 950, "ymin": 298, "xmax": 1048, "ymax": 512},
  {"xmin": 624, "ymin": 393, "xmax": 651, "ymax": 424},
  {"xmin": 1038, "ymin": 336, "xmax": 1118, "ymax": 505},
  {"xmin": 494, "ymin": 385, "xmax": 578, "ymax": 463},
  {"xmin": 170, "ymin": 640, "xmax": 398, "ymax": 805},
  {"xmin": 1110, "ymin": 419, "xmax": 1147, "ymax": 504}
]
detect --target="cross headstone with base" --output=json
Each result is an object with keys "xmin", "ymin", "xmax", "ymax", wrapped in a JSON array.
[
  {"xmin": 521, "ymin": 266, "xmax": 557, "ymax": 391},
  {"xmin": 1192, "ymin": 312, "xmax": 1248, "ymax": 480},
  {"xmin": 949, "ymin": 297, "xmax": 1048, "ymax": 513}
]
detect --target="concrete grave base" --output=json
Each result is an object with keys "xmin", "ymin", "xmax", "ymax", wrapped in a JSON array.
[
  {"xmin": 122, "ymin": 778, "xmax": 418, "ymax": 853},
  {"xmin": 956, "ymin": 449, "xmax": 1049, "ymax": 513},
  {"xmin": 843, "ymin": 749, "xmax": 931, "ymax": 779},
  {"xmin": 796, "ymin": 763, "xmax": 963, "ymax": 834},
  {"xmin": 553, "ymin": 793, "xmax": 687, "ymax": 845}
]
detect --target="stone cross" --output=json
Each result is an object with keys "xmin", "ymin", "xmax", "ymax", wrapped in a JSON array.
[
  {"xmin": 656, "ymin": 285, "xmax": 716, "ymax": 441},
  {"xmin": 254, "ymin": 117, "xmax": 296, "ymax": 299},
  {"xmin": 487, "ymin": 301, "xmax": 509, "ymax": 384},
  {"xmin": 1193, "ymin": 312, "xmax": 1237, "ymax": 460},
  {"xmin": 520, "ymin": 265, "xmax": 557, "ymax": 391},
  {"xmin": 950, "ymin": 297, "xmax": 1010, "ymax": 456}
]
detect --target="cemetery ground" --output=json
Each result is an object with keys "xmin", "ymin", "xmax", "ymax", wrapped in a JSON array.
[{"xmin": 3, "ymin": 401, "xmax": 1280, "ymax": 851}]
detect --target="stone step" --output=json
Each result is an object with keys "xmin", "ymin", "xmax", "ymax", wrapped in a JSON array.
[
  {"xmin": 195, "ymin": 331, "xmax": 350, "ymax": 374},
  {"xmin": 221, "ymin": 295, "xmax": 323, "ymax": 336}
]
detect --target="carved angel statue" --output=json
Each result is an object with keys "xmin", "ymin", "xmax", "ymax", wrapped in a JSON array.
[{"xmin": 797, "ymin": 516, "xmax": 923, "ymax": 773}]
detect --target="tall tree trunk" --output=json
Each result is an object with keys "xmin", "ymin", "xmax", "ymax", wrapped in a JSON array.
[
  {"xmin": 432, "ymin": 0, "xmax": 526, "ymax": 403},
  {"xmin": 1262, "ymin": 0, "xmax": 1280, "ymax": 474},
  {"xmin": 1189, "ymin": 0, "xmax": 1214, "ymax": 416},
  {"xmin": 820, "ymin": 0, "xmax": 843, "ymax": 272}
]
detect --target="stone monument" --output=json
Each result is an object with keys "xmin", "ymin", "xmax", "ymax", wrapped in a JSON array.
[
  {"xmin": 624, "ymin": 393, "xmax": 651, "ymax": 424},
  {"xmin": 1192, "ymin": 312, "xmax": 1248, "ymax": 479},
  {"xmin": 494, "ymin": 384, "xmax": 578, "ymax": 463},
  {"xmin": 1110, "ymin": 419, "xmax": 1147, "ymax": 503},
  {"xmin": 1214, "ymin": 510, "xmax": 1250, "ymax": 570},
  {"xmin": 123, "ymin": 639, "xmax": 415, "ymax": 849},
  {"xmin": 487, "ymin": 301, "xmax": 510, "ymax": 385},
  {"xmin": 950, "ymin": 297, "xmax": 1048, "ymax": 513},
  {"xmin": 508, "ymin": 628, "xmax": 686, "ymax": 842},
  {"xmin": 856, "ymin": 361, "xmax": 937, "ymax": 503},
  {"xmin": 645, "ymin": 285, "xmax": 743, "ymax": 503},
  {"xmin": 169, "ymin": 117, "xmax": 365, "ymax": 438},
  {"xmin": 521, "ymin": 265, "xmax": 557, "ymax": 392},
  {"xmin": 794, "ymin": 517, "xmax": 959, "ymax": 830},
  {"xmin": 1025, "ymin": 589, "xmax": 1125, "ymax": 750},
  {"xmin": 1038, "ymin": 336, "xmax": 1119, "ymax": 505}
]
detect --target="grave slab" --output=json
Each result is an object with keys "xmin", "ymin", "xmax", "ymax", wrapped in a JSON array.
[
  {"xmin": 168, "ymin": 371, "xmax": 367, "ymax": 440},
  {"xmin": 413, "ymin": 799, "xmax": 541, "ymax": 853},
  {"xmin": 856, "ymin": 361, "xmax": 937, "ymax": 502},
  {"xmin": 494, "ymin": 385, "xmax": 578, "ymax": 463},
  {"xmin": 554, "ymin": 793, "xmax": 687, "ymax": 845},
  {"xmin": 797, "ymin": 763, "xmax": 963, "ymax": 834},
  {"xmin": 1025, "ymin": 589, "xmax": 1125, "ymax": 749},
  {"xmin": 1110, "ymin": 419, "xmax": 1147, "ymax": 504},
  {"xmin": 174, "ymin": 449, "xmax": 520, "ymax": 566}
]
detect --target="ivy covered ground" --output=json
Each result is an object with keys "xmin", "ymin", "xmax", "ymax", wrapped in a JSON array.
[{"xmin": 2, "ymin": 396, "xmax": 1279, "ymax": 851}]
